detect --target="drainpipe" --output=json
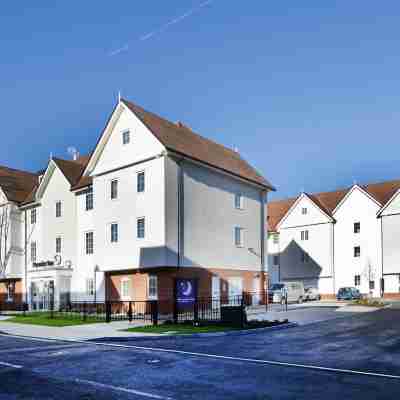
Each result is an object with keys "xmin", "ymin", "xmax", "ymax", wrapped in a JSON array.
[
  {"xmin": 380, "ymin": 217, "xmax": 384, "ymax": 298},
  {"xmin": 24, "ymin": 209, "xmax": 28, "ymax": 305},
  {"xmin": 177, "ymin": 160, "xmax": 184, "ymax": 268}
]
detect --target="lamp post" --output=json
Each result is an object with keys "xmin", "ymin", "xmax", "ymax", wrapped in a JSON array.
[{"xmin": 94, "ymin": 265, "xmax": 100, "ymax": 303}]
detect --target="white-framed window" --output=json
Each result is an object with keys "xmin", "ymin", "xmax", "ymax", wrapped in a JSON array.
[
  {"xmin": 354, "ymin": 246, "xmax": 361, "ymax": 258},
  {"xmin": 121, "ymin": 278, "xmax": 130, "ymax": 299},
  {"xmin": 55, "ymin": 201, "xmax": 62, "ymax": 218},
  {"xmin": 137, "ymin": 171, "xmax": 145, "ymax": 193},
  {"xmin": 137, "ymin": 217, "xmax": 145, "ymax": 239},
  {"xmin": 234, "ymin": 227, "xmax": 244, "ymax": 247},
  {"xmin": 111, "ymin": 223, "xmax": 119, "ymax": 243},
  {"xmin": 85, "ymin": 231, "xmax": 94, "ymax": 255},
  {"xmin": 273, "ymin": 255, "xmax": 279, "ymax": 266},
  {"xmin": 6, "ymin": 282, "xmax": 15, "ymax": 302},
  {"xmin": 30, "ymin": 208, "xmax": 37, "ymax": 225},
  {"xmin": 110, "ymin": 179, "xmax": 118, "ymax": 200},
  {"xmin": 56, "ymin": 237, "xmax": 62, "ymax": 254},
  {"xmin": 301, "ymin": 230, "xmax": 309, "ymax": 241},
  {"xmin": 301, "ymin": 207, "xmax": 307, "ymax": 215},
  {"xmin": 122, "ymin": 129, "xmax": 130, "ymax": 145},
  {"xmin": 354, "ymin": 222, "xmax": 360, "ymax": 234},
  {"xmin": 273, "ymin": 234, "xmax": 279, "ymax": 244},
  {"xmin": 86, "ymin": 278, "xmax": 95, "ymax": 296},
  {"xmin": 148, "ymin": 275, "xmax": 158, "ymax": 299},
  {"xmin": 86, "ymin": 191, "xmax": 94, "ymax": 211},
  {"xmin": 31, "ymin": 241, "xmax": 37, "ymax": 263},
  {"xmin": 355, "ymin": 275, "xmax": 361, "ymax": 286},
  {"xmin": 301, "ymin": 250, "xmax": 309, "ymax": 263},
  {"xmin": 235, "ymin": 193, "xmax": 244, "ymax": 209}
]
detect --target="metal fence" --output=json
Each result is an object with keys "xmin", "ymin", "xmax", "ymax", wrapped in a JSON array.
[{"xmin": 0, "ymin": 290, "xmax": 283, "ymax": 326}]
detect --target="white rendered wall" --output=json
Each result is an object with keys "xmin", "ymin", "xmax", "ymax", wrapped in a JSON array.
[
  {"xmin": 169, "ymin": 160, "xmax": 265, "ymax": 271},
  {"xmin": 333, "ymin": 188, "xmax": 381, "ymax": 297}
]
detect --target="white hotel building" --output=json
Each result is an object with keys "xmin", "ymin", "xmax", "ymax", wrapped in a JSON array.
[
  {"xmin": 0, "ymin": 98, "xmax": 274, "ymax": 309},
  {"xmin": 268, "ymin": 181, "xmax": 400, "ymax": 299}
]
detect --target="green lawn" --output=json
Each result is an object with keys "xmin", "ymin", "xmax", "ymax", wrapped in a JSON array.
[
  {"xmin": 124, "ymin": 323, "xmax": 243, "ymax": 335},
  {"xmin": 2, "ymin": 312, "xmax": 104, "ymax": 327}
]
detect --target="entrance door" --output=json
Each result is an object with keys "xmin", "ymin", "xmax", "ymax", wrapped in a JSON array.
[
  {"xmin": 252, "ymin": 277, "xmax": 261, "ymax": 305},
  {"xmin": 211, "ymin": 276, "xmax": 220, "ymax": 309},
  {"xmin": 228, "ymin": 277, "xmax": 243, "ymax": 304}
]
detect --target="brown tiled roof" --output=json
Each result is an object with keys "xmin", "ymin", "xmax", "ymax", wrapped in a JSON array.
[
  {"xmin": 121, "ymin": 99, "xmax": 275, "ymax": 190},
  {"xmin": 52, "ymin": 158, "xmax": 86, "ymax": 186},
  {"xmin": 268, "ymin": 180, "xmax": 400, "ymax": 232},
  {"xmin": 267, "ymin": 197, "xmax": 297, "ymax": 232},
  {"xmin": 0, "ymin": 165, "xmax": 39, "ymax": 204},
  {"xmin": 362, "ymin": 180, "xmax": 400, "ymax": 206}
]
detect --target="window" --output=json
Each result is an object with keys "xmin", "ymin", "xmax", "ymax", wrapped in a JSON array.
[
  {"xmin": 354, "ymin": 246, "xmax": 361, "ymax": 258},
  {"xmin": 354, "ymin": 222, "xmax": 360, "ymax": 234},
  {"xmin": 301, "ymin": 250, "xmax": 309, "ymax": 263},
  {"xmin": 30, "ymin": 209, "xmax": 37, "ymax": 225},
  {"xmin": 148, "ymin": 275, "xmax": 158, "ymax": 299},
  {"xmin": 86, "ymin": 191, "xmax": 93, "ymax": 211},
  {"xmin": 369, "ymin": 280, "xmax": 375, "ymax": 290},
  {"xmin": 85, "ymin": 231, "xmax": 94, "ymax": 255},
  {"xmin": 235, "ymin": 193, "xmax": 244, "ymax": 209},
  {"xmin": 137, "ymin": 218, "xmax": 145, "ymax": 239},
  {"xmin": 273, "ymin": 234, "xmax": 279, "ymax": 244},
  {"xmin": 56, "ymin": 237, "xmax": 62, "ymax": 254},
  {"xmin": 110, "ymin": 180, "xmax": 118, "ymax": 200},
  {"xmin": 301, "ymin": 207, "xmax": 307, "ymax": 215},
  {"xmin": 301, "ymin": 230, "xmax": 309, "ymax": 241},
  {"xmin": 121, "ymin": 279, "xmax": 130, "ymax": 299},
  {"xmin": 137, "ymin": 171, "xmax": 145, "ymax": 193},
  {"xmin": 111, "ymin": 223, "xmax": 119, "ymax": 243},
  {"xmin": 234, "ymin": 227, "xmax": 244, "ymax": 247},
  {"xmin": 122, "ymin": 130, "xmax": 130, "ymax": 145},
  {"xmin": 355, "ymin": 275, "xmax": 361, "ymax": 286},
  {"xmin": 6, "ymin": 282, "xmax": 14, "ymax": 302},
  {"xmin": 31, "ymin": 242, "xmax": 37, "ymax": 263},
  {"xmin": 273, "ymin": 255, "xmax": 279, "ymax": 266},
  {"xmin": 55, "ymin": 201, "xmax": 62, "ymax": 218},
  {"xmin": 86, "ymin": 279, "xmax": 95, "ymax": 296}
]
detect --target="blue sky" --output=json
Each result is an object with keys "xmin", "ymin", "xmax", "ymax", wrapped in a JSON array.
[{"xmin": 1, "ymin": 1, "xmax": 400, "ymax": 199}]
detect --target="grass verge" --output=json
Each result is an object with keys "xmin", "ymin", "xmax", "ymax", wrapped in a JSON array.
[
  {"xmin": 1, "ymin": 312, "xmax": 104, "ymax": 327},
  {"xmin": 124, "ymin": 320, "xmax": 288, "ymax": 335}
]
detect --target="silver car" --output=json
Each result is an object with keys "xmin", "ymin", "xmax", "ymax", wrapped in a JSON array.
[{"xmin": 305, "ymin": 287, "xmax": 321, "ymax": 301}]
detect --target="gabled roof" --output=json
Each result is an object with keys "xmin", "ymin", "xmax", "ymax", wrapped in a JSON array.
[
  {"xmin": 267, "ymin": 197, "xmax": 297, "ymax": 232},
  {"xmin": 22, "ymin": 155, "xmax": 91, "ymax": 205},
  {"xmin": 0, "ymin": 165, "xmax": 39, "ymax": 204},
  {"xmin": 268, "ymin": 179, "xmax": 400, "ymax": 232},
  {"xmin": 52, "ymin": 158, "xmax": 87, "ymax": 186},
  {"xmin": 121, "ymin": 99, "xmax": 275, "ymax": 191}
]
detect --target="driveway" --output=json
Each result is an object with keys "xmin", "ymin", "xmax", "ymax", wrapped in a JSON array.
[{"xmin": 0, "ymin": 307, "xmax": 399, "ymax": 399}]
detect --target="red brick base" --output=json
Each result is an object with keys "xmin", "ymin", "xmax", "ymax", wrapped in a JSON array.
[
  {"xmin": 383, "ymin": 293, "xmax": 400, "ymax": 300},
  {"xmin": 106, "ymin": 267, "xmax": 268, "ymax": 303},
  {"xmin": 0, "ymin": 279, "xmax": 23, "ymax": 303}
]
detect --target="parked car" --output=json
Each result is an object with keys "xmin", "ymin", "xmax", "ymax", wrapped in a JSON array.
[
  {"xmin": 305, "ymin": 287, "xmax": 321, "ymax": 301},
  {"xmin": 269, "ymin": 282, "xmax": 305, "ymax": 304},
  {"xmin": 337, "ymin": 287, "xmax": 362, "ymax": 300}
]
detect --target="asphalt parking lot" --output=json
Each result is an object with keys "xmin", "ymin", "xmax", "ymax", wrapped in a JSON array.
[{"xmin": 0, "ymin": 308, "xmax": 399, "ymax": 399}]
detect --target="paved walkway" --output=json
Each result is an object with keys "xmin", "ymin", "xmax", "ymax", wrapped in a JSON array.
[{"xmin": 0, "ymin": 319, "xmax": 154, "ymax": 341}]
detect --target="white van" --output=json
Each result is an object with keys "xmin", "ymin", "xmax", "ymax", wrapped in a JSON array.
[{"xmin": 269, "ymin": 281, "xmax": 305, "ymax": 304}]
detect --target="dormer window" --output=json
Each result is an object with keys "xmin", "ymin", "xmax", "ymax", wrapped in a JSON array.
[{"xmin": 122, "ymin": 130, "xmax": 130, "ymax": 145}]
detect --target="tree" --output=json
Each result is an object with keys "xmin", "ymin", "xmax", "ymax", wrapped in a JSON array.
[
  {"xmin": 0, "ymin": 204, "xmax": 12, "ymax": 278},
  {"xmin": 362, "ymin": 257, "xmax": 376, "ymax": 297}
]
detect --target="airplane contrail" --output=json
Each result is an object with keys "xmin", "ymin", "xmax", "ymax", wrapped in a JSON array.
[{"xmin": 108, "ymin": 0, "xmax": 214, "ymax": 56}]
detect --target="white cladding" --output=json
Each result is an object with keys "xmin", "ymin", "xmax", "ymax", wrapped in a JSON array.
[
  {"xmin": 380, "ymin": 190, "xmax": 400, "ymax": 293},
  {"xmin": 270, "ymin": 188, "xmax": 383, "ymax": 297},
  {"xmin": 273, "ymin": 195, "xmax": 334, "ymax": 294},
  {"xmin": 333, "ymin": 187, "xmax": 381, "ymax": 297},
  {"xmin": 5, "ymin": 101, "xmax": 268, "ymax": 305}
]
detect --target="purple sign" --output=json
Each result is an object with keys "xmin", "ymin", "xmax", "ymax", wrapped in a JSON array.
[{"xmin": 176, "ymin": 279, "xmax": 197, "ymax": 304}]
